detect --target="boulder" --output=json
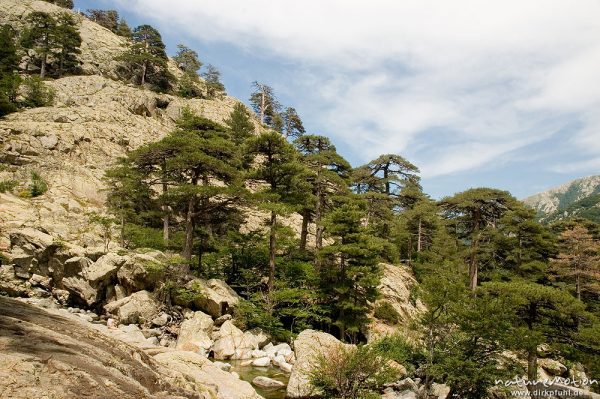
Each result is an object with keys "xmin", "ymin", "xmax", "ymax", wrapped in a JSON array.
[
  {"xmin": 60, "ymin": 253, "xmax": 124, "ymax": 306},
  {"xmin": 9, "ymin": 228, "xmax": 54, "ymax": 259},
  {"xmin": 252, "ymin": 376, "xmax": 285, "ymax": 388},
  {"xmin": 153, "ymin": 350, "xmax": 262, "ymax": 399},
  {"xmin": 430, "ymin": 383, "xmax": 451, "ymax": 399},
  {"xmin": 179, "ymin": 278, "xmax": 240, "ymax": 318},
  {"xmin": 212, "ymin": 361, "xmax": 231, "ymax": 371},
  {"xmin": 214, "ymin": 313, "xmax": 232, "ymax": 326},
  {"xmin": 151, "ymin": 313, "xmax": 170, "ymax": 327},
  {"xmin": 287, "ymin": 329, "xmax": 353, "ymax": 398},
  {"xmin": 246, "ymin": 327, "xmax": 270, "ymax": 349},
  {"xmin": 211, "ymin": 320, "xmax": 258, "ymax": 360},
  {"xmin": 539, "ymin": 358, "xmax": 568, "ymax": 376},
  {"xmin": 103, "ymin": 290, "xmax": 161, "ymax": 325},
  {"xmin": 252, "ymin": 357, "xmax": 271, "ymax": 367},
  {"xmin": 0, "ymin": 265, "xmax": 30, "ymax": 296},
  {"xmin": 176, "ymin": 311, "xmax": 214, "ymax": 352},
  {"xmin": 116, "ymin": 253, "xmax": 164, "ymax": 295}
]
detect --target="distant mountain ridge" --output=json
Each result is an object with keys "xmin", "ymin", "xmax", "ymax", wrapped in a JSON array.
[{"xmin": 523, "ymin": 175, "xmax": 600, "ymax": 223}]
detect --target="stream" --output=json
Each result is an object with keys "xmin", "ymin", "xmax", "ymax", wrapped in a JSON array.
[{"xmin": 225, "ymin": 360, "xmax": 290, "ymax": 399}]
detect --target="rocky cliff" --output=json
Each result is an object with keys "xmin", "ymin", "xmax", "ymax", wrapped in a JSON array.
[{"xmin": 523, "ymin": 175, "xmax": 600, "ymax": 223}]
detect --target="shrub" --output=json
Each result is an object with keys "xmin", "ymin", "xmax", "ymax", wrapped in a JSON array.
[
  {"xmin": 310, "ymin": 344, "xmax": 400, "ymax": 399},
  {"xmin": 22, "ymin": 77, "xmax": 55, "ymax": 108},
  {"xmin": 0, "ymin": 179, "xmax": 18, "ymax": 193},
  {"xmin": 372, "ymin": 334, "xmax": 426, "ymax": 375},
  {"xmin": 374, "ymin": 301, "xmax": 401, "ymax": 325},
  {"xmin": 172, "ymin": 280, "xmax": 206, "ymax": 305},
  {"xmin": 29, "ymin": 171, "xmax": 48, "ymax": 197}
]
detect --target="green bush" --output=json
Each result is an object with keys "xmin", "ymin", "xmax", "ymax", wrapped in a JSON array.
[
  {"xmin": 310, "ymin": 344, "xmax": 400, "ymax": 399},
  {"xmin": 374, "ymin": 301, "xmax": 401, "ymax": 325},
  {"xmin": 124, "ymin": 224, "xmax": 166, "ymax": 250},
  {"xmin": 0, "ymin": 179, "xmax": 18, "ymax": 193},
  {"xmin": 22, "ymin": 77, "xmax": 55, "ymax": 108},
  {"xmin": 172, "ymin": 280, "xmax": 206, "ymax": 306},
  {"xmin": 372, "ymin": 334, "xmax": 426, "ymax": 375},
  {"xmin": 29, "ymin": 171, "xmax": 48, "ymax": 197}
]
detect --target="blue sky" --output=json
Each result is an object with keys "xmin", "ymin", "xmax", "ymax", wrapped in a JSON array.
[{"xmin": 74, "ymin": 0, "xmax": 600, "ymax": 199}]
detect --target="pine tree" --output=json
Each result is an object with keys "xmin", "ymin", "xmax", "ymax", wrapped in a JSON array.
[
  {"xmin": 484, "ymin": 281, "xmax": 585, "ymax": 383},
  {"xmin": 224, "ymin": 103, "xmax": 255, "ymax": 145},
  {"xmin": 553, "ymin": 225, "xmax": 600, "ymax": 301},
  {"xmin": 117, "ymin": 24, "xmax": 172, "ymax": 89},
  {"xmin": 86, "ymin": 9, "xmax": 119, "ymax": 32},
  {"xmin": 440, "ymin": 188, "xmax": 516, "ymax": 293},
  {"xmin": 202, "ymin": 64, "xmax": 225, "ymax": 98},
  {"xmin": 0, "ymin": 25, "xmax": 20, "ymax": 116},
  {"xmin": 245, "ymin": 131, "xmax": 307, "ymax": 293},
  {"xmin": 174, "ymin": 44, "xmax": 203, "ymax": 98},
  {"xmin": 21, "ymin": 12, "xmax": 58, "ymax": 78},
  {"xmin": 282, "ymin": 107, "xmax": 305, "ymax": 138},
  {"xmin": 53, "ymin": 13, "xmax": 81, "ymax": 77},
  {"xmin": 294, "ymin": 135, "xmax": 351, "ymax": 252},
  {"xmin": 249, "ymin": 81, "xmax": 280, "ymax": 126},
  {"xmin": 319, "ymin": 198, "xmax": 385, "ymax": 342},
  {"xmin": 164, "ymin": 110, "xmax": 243, "ymax": 265},
  {"xmin": 116, "ymin": 19, "xmax": 132, "ymax": 38}
]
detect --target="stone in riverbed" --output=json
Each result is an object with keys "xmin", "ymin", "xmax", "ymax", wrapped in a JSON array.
[
  {"xmin": 252, "ymin": 357, "xmax": 271, "ymax": 367},
  {"xmin": 252, "ymin": 376, "xmax": 285, "ymax": 388}
]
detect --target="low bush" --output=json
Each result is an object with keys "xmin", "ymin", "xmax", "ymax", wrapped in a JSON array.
[
  {"xmin": 373, "ymin": 301, "xmax": 401, "ymax": 325},
  {"xmin": 310, "ymin": 344, "xmax": 400, "ymax": 399}
]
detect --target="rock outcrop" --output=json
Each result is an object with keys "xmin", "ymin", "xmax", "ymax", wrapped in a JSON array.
[
  {"xmin": 287, "ymin": 329, "xmax": 352, "ymax": 398},
  {"xmin": 104, "ymin": 290, "xmax": 161, "ymax": 325},
  {"xmin": 154, "ymin": 350, "xmax": 262, "ymax": 399},
  {"xmin": 0, "ymin": 296, "xmax": 215, "ymax": 399},
  {"xmin": 366, "ymin": 263, "xmax": 426, "ymax": 341},
  {"xmin": 176, "ymin": 310, "xmax": 214, "ymax": 352}
]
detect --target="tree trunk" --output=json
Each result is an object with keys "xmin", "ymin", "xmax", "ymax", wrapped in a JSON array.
[
  {"xmin": 268, "ymin": 211, "xmax": 277, "ymax": 293},
  {"xmin": 182, "ymin": 196, "xmax": 195, "ymax": 262},
  {"xmin": 299, "ymin": 209, "xmax": 309, "ymax": 251},
  {"xmin": 315, "ymin": 190, "xmax": 324, "ymax": 251},
  {"xmin": 162, "ymin": 161, "xmax": 169, "ymax": 244},
  {"xmin": 260, "ymin": 90, "xmax": 266, "ymax": 124},
  {"xmin": 40, "ymin": 53, "xmax": 47, "ymax": 78},
  {"xmin": 417, "ymin": 217, "xmax": 422, "ymax": 253},
  {"xmin": 140, "ymin": 61, "xmax": 147, "ymax": 85},
  {"xmin": 469, "ymin": 215, "xmax": 481, "ymax": 295},
  {"xmin": 576, "ymin": 272, "xmax": 581, "ymax": 301}
]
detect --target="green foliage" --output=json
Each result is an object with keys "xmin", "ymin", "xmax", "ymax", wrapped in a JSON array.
[
  {"xmin": 0, "ymin": 180, "xmax": 18, "ymax": 194},
  {"xmin": 309, "ymin": 344, "xmax": 400, "ymax": 399},
  {"xmin": 281, "ymin": 106, "xmax": 305, "ymax": 138},
  {"xmin": 0, "ymin": 25, "xmax": 20, "ymax": 117},
  {"xmin": 29, "ymin": 171, "xmax": 48, "ymax": 197},
  {"xmin": 250, "ymin": 81, "xmax": 280, "ymax": 126},
  {"xmin": 202, "ymin": 64, "xmax": 225, "ymax": 98},
  {"xmin": 372, "ymin": 334, "xmax": 426, "ymax": 375},
  {"xmin": 86, "ymin": 9, "xmax": 131, "ymax": 37},
  {"xmin": 88, "ymin": 212, "xmax": 116, "ymax": 252},
  {"xmin": 116, "ymin": 24, "xmax": 174, "ymax": 91},
  {"xmin": 174, "ymin": 44, "xmax": 203, "ymax": 98},
  {"xmin": 319, "ymin": 199, "xmax": 386, "ymax": 342},
  {"xmin": 373, "ymin": 301, "xmax": 400, "ymax": 325},
  {"xmin": 42, "ymin": 0, "xmax": 74, "ymax": 8},
  {"xmin": 22, "ymin": 76, "xmax": 56, "ymax": 108},
  {"xmin": 224, "ymin": 103, "xmax": 254, "ymax": 145},
  {"xmin": 21, "ymin": 11, "xmax": 82, "ymax": 77},
  {"xmin": 172, "ymin": 280, "xmax": 206, "ymax": 305}
]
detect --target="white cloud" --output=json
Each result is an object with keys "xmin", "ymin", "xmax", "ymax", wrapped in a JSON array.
[{"xmin": 116, "ymin": 0, "xmax": 600, "ymax": 177}]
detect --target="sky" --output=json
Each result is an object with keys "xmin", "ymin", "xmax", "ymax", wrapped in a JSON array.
[{"xmin": 74, "ymin": 0, "xmax": 600, "ymax": 199}]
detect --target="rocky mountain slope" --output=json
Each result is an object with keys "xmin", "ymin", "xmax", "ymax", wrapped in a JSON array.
[
  {"xmin": 0, "ymin": 2, "xmax": 431, "ymax": 398},
  {"xmin": 523, "ymin": 175, "xmax": 600, "ymax": 223}
]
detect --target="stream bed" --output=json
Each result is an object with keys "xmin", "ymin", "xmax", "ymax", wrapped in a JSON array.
[{"xmin": 225, "ymin": 360, "xmax": 290, "ymax": 399}]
